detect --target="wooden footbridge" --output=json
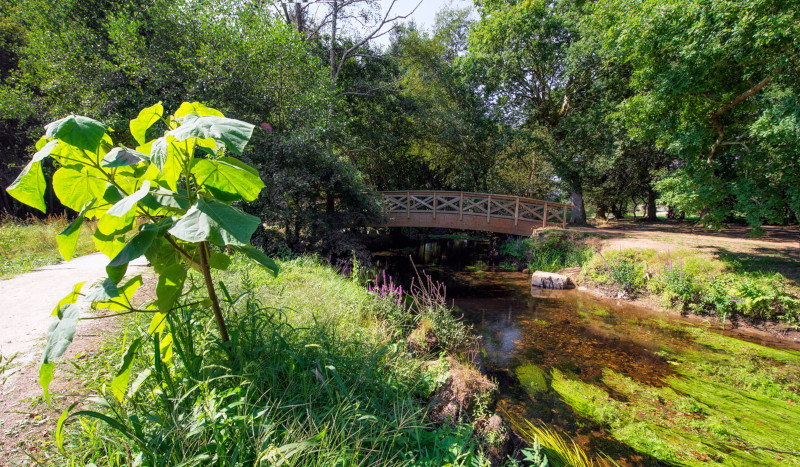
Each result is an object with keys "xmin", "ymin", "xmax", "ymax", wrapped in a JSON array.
[{"xmin": 380, "ymin": 191, "xmax": 572, "ymax": 235}]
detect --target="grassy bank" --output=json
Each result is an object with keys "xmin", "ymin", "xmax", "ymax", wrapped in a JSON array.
[
  {"xmin": 582, "ymin": 248, "xmax": 800, "ymax": 326},
  {"xmin": 45, "ymin": 256, "xmax": 509, "ymax": 466},
  {"xmin": 0, "ymin": 216, "xmax": 96, "ymax": 279}
]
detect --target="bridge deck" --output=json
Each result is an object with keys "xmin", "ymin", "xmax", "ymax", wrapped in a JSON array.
[{"xmin": 380, "ymin": 191, "xmax": 571, "ymax": 236}]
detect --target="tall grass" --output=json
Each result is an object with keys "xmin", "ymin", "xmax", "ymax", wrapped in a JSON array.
[
  {"xmin": 499, "ymin": 230, "xmax": 594, "ymax": 273},
  {"xmin": 0, "ymin": 215, "xmax": 96, "ymax": 278},
  {"xmin": 56, "ymin": 256, "xmax": 486, "ymax": 466}
]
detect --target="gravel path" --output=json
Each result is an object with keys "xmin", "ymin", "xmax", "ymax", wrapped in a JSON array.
[{"xmin": 0, "ymin": 253, "xmax": 148, "ymax": 370}]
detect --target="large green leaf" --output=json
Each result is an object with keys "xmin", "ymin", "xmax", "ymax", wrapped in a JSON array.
[
  {"xmin": 168, "ymin": 198, "xmax": 260, "ymax": 247},
  {"xmin": 53, "ymin": 166, "xmax": 107, "ymax": 212},
  {"xmin": 236, "ymin": 245, "xmax": 279, "ymax": 276},
  {"xmin": 44, "ymin": 115, "xmax": 107, "ymax": 152},
  {"xmin": 174, "ymin": 102, "xmax": 223, "ymax": 118},
  {"xmin": 141, "ymin": 186, "xmax": 190, "ymax": 214},
  {"xmin": 109, "ymin": 224, "xmax": 159, "ymax": 267},
  {"xmin": 130, "ymin": 102, "xmax": 163, "ymax": 146},
  {"xmin": 56, "ymin": 199, "xmax": 96, "ymax": 261},
  {"xmin": 102, "ymin": 147, "xmax": 148, "ymax": 167},
  {"xmin": 156, "ymin": 263, "xmax": 187, "ymax": 312},
  {"xmin": 110, "ymin": 337, "xmax": 143, "ymax": 403},
  {"xmin": 93, "ymin": 229, "xmax": 126, "ymax": 259},
  {"xmin": 94, "ymin": 275, "xmax": 143, "ymax": 311},
  {"xmin": 192, "ymin": 157, "xmax": 265, "ymax": 202},
  {"xmin": 149, "ymin": 136, "xmax": 183, "ymax": 190},
  {"xmin": 169, "ymin": 115, "xmax": 254, "ymax": 155},
  {"xmin": 40, "ymin": 303, "xmax": 81, "ymax": 401},
  {"xmin": 7, "ymin": 159, "xmax": 47, "ymax": 213},
  {"xmin": 106, "ymin": 180, "xmax": 151, "ymax": 217}
]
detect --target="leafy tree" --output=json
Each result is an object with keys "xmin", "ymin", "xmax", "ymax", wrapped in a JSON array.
[
  {"xmin": 589, "ymin": 0, "xmax": 800, "ymax": 228},
  {"xmin": 464, "ymin": 0, "xmax": 607, "ymax": 221},
  {"xmin": 6, "ymin": 102, "xmax": 277, "ymax": 401}
]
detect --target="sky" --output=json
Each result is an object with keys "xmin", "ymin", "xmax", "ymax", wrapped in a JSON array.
[{"xmin": 385, "ymin": 0, "xmax": 473, "ymax": 31}]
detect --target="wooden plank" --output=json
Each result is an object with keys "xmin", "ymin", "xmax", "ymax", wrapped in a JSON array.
[
  {"xmin": 406, "ymin": 191, "xmax": 410, "ymax": 219},
  {"xmin": 486, "ymin": 195, "xmax": 491, "ymax": 223},
  {"xmin": 514, "ymin": 197, "xmax": 519, "ymax": 226},
  {"xmin": 433, "ymin": 191, "xmax": 437, "ymax": 219},
  {"xmin": 459, "ymin": 192, "xmax": 464, "ymax": 220},
  {"xmin": 543, "ymin": 202, "xmax": 548, "ymax": 227},
  {"xmin": 562, "ymin": 205, "xmax": 567, "ymax": 228}
]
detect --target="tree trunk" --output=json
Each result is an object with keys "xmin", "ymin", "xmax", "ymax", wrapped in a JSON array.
[
  {"xmin": 667, "ymin": 206, "xmax": 676, "ymax": 219},
  {"xmin": 596, "ymin": 202, "xmax": 607, "ymax": 220},
  {"xmin": 647, "ymin": 187, "xmax": 658, "ymax": 221},
  {"xmin": 569, "ymin": 191, "xmax": 586, "ymax": 224},
  {"xmin": 611, "ymin": 204, "xmax": 625, "ymax": 219}
]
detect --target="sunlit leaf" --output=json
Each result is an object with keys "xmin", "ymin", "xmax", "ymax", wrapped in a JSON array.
[
  {"xmin": 174, "ymin": 102, "xmax": 224, "ymax": 118},
  {"xmin": 44, "ymin": 115, "xmax": 107, "ymax": 152},
  {"xmin": 168, "ymin": 115, "xmax": 254, "ymax": 155},
  {"xmin": 102, "ymin": 147, "xmax": 149, "ymax": 167},
  {"xmin": 111, "ymin": 337, "xmax": 142, "ymax": 403},
  {"xmin": 156, "ymin": 263, "xmax": 187, "ymax": 312},
  {"xmin": 168, "ymin": 198, "xmax": 260, "ymax": 247},
  {"xmin": 52, "ymin": 282, "xmax": 86, "ymax": 317},
  {"xmin": 40, "ymin": 303, "xmax": 81, "ymax": 401},
  {"xmin": 109, "ymin": 224, "xmax": 159, "ymax": 267},
  {"xmin": 56, "ymin": 198, "xmax": 96, "ymax": 261},
  {"xmin": 130, "ymin": 102, "xmax": 163, "ymax": 145},
  {"xmin": 192, "ymin": 157, "xmax": 265, "ymax": 202},
  {"xmin": 106, "ymin": 180, "xmax": 151, "ymax": 217},
  {"xmin": 53, "ymin": 166, "xmax": 107, "ymax": 212}
]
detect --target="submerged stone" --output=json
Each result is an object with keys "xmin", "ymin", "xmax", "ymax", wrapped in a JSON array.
[{"xmin": 530, "ymin": 271, "xmax": 574, "ymax": 289}]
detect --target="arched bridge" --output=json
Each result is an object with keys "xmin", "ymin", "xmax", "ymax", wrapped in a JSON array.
[{"xmin": 380, "ymin": 191, "xmax": 572, "ymax": 235}]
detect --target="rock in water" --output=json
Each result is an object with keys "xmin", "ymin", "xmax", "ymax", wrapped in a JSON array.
[{"xmin": 530, "ymin": 271, "xmax": 574, "ymax": 289}]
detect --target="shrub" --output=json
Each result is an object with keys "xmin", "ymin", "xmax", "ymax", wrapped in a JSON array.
[
  {"xmin": 499, "ymin": 230, "xmax": 594, "ymax": 273},
  {"xmin": 584, "ymin": 250, "xmax": 649, "ymax": 295}
]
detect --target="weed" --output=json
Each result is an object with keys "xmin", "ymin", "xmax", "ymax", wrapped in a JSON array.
[{"xmin": 499, "ymin": 230, "xmax": 594, "ymax": 273}]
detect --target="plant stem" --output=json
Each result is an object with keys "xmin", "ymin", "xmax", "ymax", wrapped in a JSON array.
[{"xmin": 199, "ymin": 241, "xmax": 229, "ymax": 343}]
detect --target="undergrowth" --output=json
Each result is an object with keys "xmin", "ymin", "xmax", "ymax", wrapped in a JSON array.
[
  {"xmin": 582, "ymin": 248, "xmax": 800, "ymax": 325},
  {"xmin": 0, "ymin": 215, "xmax": 96, "ymax": 279},
  {"xmin": 49, "ymin": 256, "xmax": 493, "ymax": 466},
  {"xmin": 499, "ymin": 230, "xmax": 594, "ymax": 273}
]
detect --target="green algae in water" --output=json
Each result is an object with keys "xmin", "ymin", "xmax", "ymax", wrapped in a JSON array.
[
  {"xmin": 549, "ymin": 322, "xmax": 800, "ymax": 466},
  {"xmin": 516, "ymin": 364, "xmax": 550, "ymax": 396}
]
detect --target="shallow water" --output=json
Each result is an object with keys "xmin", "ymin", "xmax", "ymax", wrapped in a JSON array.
[{"xmin": 373, "ymin": 238, "xmax": 800, "ymax": 465}]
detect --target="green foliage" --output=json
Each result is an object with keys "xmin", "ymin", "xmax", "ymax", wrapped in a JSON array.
[
  {"xmin": 499, "ymin": 230, "xmax": 594, "ymax": 273},
  {"xmin": 57, "ymin": 257, "xmax": 482, "ymax": 466},
  {"xmin": 6, "ymin": 102, "xmax": 277, "ymax": 402},
  {"xmin": 583, "ymin": 247, "xmax": 800, "ymax": 323},
  {"xmin": 588, "ymin": 0, "xmax": 800, "ymax": 228}
]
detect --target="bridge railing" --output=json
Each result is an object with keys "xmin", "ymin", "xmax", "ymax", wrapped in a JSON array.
[{"xmin": 381, "ymin": 191, "xmax": 572, "ymax": 229}]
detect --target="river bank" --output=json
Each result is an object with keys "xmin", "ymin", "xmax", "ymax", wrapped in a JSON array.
[{"xmin": 375, "ymin": 235, "xmax": 800, "ymax": 465}]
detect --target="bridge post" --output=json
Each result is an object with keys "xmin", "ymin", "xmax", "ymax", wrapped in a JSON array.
[
  {"xmin": 406, "ymin": 191, "xmax": 410, "ymax": 219},
  {"xmin": 514, "ymin": 197, "xmax": 519, "ymax": 227},
  {"xmin": 459, "ymin": 192, "xmax": 464, "ymax": 220},
  {"xmin": 562, "ymin": 205, "xmax": 567, "ymax": 228},
  {"xmin": 486, "ymin": 195, "xmax": 492, "ymax": 223},
  {"xmin": 433, "ymin": 191, "xmax": 437, "ymax": 219},
  {"xmin": 543, "ymin": 202, "xmax": 548, "ymax": 228}
]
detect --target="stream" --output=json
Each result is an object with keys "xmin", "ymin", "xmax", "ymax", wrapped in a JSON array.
[{"xmin": 372, "ymin": 237, "xmax": 800, "ymax": 466}]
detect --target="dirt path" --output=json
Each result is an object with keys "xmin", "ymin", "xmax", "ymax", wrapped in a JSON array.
[{"xmin": 0, "ymin": 253, "xmax": 149, "ymax": 462}]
